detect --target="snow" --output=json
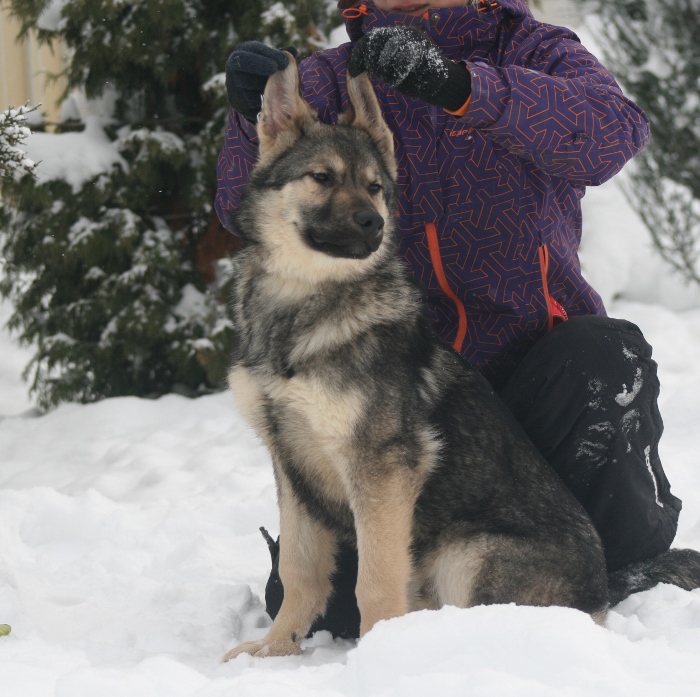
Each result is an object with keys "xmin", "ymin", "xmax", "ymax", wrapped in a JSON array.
[
  {"xmin": 261, "ymin": 2, "xmax": 296, "ymax": 29},
  {"xmin": 0, "ymin": 298, "xmax": 34, "ymax": 417},
  {"xmin": 36, "ymin": 0, "xmax": 70, "ymax": 32},
  {"xmin": 2, "ymin": 192, "xmax": 700, "ymax": 696},
  {"xmin": 0, "ymin": 364, "xmax": 698, "ymax": 695},
  {"xmin": 0, "ymin": 105, "xmax": 38, "ymax": 179},
  {"xmin": 175, "ymin": 284, "xmax": 208, "ymax": 322},
  {"xmin": 1, "ymin": 5, "xmax": 700, "ymax": 695},
  {"xmin": 24, "ymin": 91, "xmax": 125, "ymax": 193},
  {"xmin": 615, "ymin": 367, "xmax": 643, "ymax": 407},
  {"xmin": 358, "ymin": 26, "xmax": 449, "ymax": 95},
  {"xmin": 24, "ymin": 117, "xmax": 124, "ymax": 192},
  {"xmin": 328, "ymin": 23, "xmax": 350, "ymax": 49}
]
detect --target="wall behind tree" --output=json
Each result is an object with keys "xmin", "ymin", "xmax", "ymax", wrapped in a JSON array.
[{"xmin": 0, "ymin": 2, "xmax": 65, "ymax": 125}]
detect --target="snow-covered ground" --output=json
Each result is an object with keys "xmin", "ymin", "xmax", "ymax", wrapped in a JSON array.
[
  {"xmin": 2, "ymin": 291, "xmax": 700, "ymax": 696},
  {"xmin": 2, "ymin": 197, "xmax": 700, "ymax": 697},
  {"xmin": 2, "ymin": 4, "xmax": 700, "ymax": 695},
  {"xmin": 2, "ymin": 280, "xmax": 700, "ymax": 696}
]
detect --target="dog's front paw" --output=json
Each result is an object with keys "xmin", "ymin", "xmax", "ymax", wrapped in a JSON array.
[{"xmin": 222, "ymin": 638, "xmax": 302, "ymax": 661}]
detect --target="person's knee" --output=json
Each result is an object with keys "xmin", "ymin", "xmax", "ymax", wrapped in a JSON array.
[
  {"xmin": 532, "ymin": 316, "xmax": 654, "ymax": 385},
  {"xmin": 554, "ymin": 314, "xmax": 647, "ymax": 356},
  {"xmin": 501, "ymin": 314, "xmax": 659, "ymax": 424}
]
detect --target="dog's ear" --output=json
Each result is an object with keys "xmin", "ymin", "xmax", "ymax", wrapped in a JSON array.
[
  {"xmin": 258, "ymin": 53, "xmax": 316, "ymax": 156},
  {"xmin": 340, "ymin": 72, "xmax": 397, "ymax": 180}
]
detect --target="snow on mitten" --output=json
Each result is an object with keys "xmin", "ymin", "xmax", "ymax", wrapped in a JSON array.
[{"xmin": 348, "ymin": 26, "xmax": 471, "ymax": 112}]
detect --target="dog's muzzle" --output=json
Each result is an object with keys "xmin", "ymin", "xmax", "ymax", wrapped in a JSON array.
[{"xmin": 304, "ymin": 209, "xmax": 384, "ymax": 259}]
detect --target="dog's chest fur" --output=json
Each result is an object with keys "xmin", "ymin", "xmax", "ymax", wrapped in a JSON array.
[
  {"xmin": 231, "ymin": 352, "xmax": 364, "ymax": 452},
  {"xmin": 230, "ymin": 363, "xmax": 360, "ymax": 508},
  {"xmin": 229, "ymin": 264, "xmax": 416, "ymax": 512}
]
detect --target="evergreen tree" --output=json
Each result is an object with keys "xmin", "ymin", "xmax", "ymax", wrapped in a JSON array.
[
  {"xmin": 590, "ymin": 0, "xmax": 700, "ymax": 285},
  {"xmin": 0, "ymin": 0, "xmax": 342, "ymax": 410},
  {"xmin": 0, "ymin": 104, "xmax": 38, "ymax": 184}
]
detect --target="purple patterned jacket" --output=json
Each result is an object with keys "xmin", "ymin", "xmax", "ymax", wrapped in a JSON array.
[{"xmin": 215, "ymin": 0, "xmax": 650, "ymax": 389}]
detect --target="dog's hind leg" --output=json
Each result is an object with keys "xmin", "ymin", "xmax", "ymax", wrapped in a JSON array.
[
  {"xmin": 223, "ymin": 471, "xmax": 337, "ymax": 660},
  {"xmin": 430, "ymin": 534, "xmax": 563, "ymax": 610},
  {"xmin": 428, "ymin": 535, "xmax": 488, "ymax": 609},
  {"xmin": 429, "ymin": 531, "xmax": 608, "ymax": 619},
  {"xmin": 351, "ymin": 470, "xmax": 419, "ymax": 637}
]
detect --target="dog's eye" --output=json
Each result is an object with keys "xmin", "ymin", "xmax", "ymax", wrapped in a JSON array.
[
  {"xmin": 368, "ymin": 183, "xmax": 382, "ymax": 194},
  {"xmin": 311, "ymin": 172, "xmax": 330, "ymax": 184}
]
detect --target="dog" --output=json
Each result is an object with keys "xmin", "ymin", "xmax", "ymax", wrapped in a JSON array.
[{"xmin": 222, "ymin": 55, "xmax": 699, "ymax": 660}]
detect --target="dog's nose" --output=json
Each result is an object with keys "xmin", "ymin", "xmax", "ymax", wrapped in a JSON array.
[{"xmin": 353, "ymin": 210, "xmax": 384, "ymax": 237}]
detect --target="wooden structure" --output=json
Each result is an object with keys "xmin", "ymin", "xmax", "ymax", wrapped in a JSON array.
[{"xmin": 0, "ymin": 3, "xmax": 66, "ymax": 126}]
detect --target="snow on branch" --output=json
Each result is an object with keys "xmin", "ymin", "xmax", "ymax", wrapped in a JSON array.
[{"xmin": 0, "ymin": 104, "xmax": 39, "ymax": 183}]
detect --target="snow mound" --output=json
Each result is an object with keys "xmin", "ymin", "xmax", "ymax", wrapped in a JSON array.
[
  {"xmin": 25, "ymin": 118, "xmax": 125, "ymax": 192},
  {"xmin": 0, "ymin": 357, "xmax": 699, "ymax": 695}
]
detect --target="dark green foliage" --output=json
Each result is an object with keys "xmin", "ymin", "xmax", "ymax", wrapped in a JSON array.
[
  {"xmin": 0, "ymin": 105, "xmax": 38, "ymax": 182},
  {"xmin": 1, "ymin": 0, "xmax": 342, "ymax": 410},
  {"xmin": 591, "ymin": 0, "xmax": 700, "ymax": 284}
]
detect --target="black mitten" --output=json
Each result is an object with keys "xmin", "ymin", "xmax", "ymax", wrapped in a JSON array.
[
  {"xmin": 225, "ymin": 43, "xmax": 297, "ymax": 123},
  {"xmin": 348, "ymin": 26, "xmax": 471, "ymax": 112}
]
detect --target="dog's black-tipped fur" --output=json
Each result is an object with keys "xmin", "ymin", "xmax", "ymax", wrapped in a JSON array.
[{"xmin": 608, "ymin": 548, "xmax": 700, "ymax": 606}]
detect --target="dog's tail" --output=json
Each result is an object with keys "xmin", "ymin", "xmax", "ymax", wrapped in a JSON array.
[{"xmin": 608, "ymin": 548, "xmax": 700, "ymax": 606}]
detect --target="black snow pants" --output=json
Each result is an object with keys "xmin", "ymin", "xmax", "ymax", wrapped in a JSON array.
[{"xmin": 261, "ymin": 316, "xmax": 682, "ymax": 638}]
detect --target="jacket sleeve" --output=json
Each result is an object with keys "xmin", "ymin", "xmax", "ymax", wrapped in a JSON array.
[
  {"xmin": 215, "ymin": 110, "xmax": 260, "ymax": 233},
  {"xmin": 460, "ymin": 25, "xmax": 650, "ymax": 186}
]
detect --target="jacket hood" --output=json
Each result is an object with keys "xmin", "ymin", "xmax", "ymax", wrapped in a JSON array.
[{"xmin": 337, "ymin": 1, "xmax": 533, "ymax": 43}]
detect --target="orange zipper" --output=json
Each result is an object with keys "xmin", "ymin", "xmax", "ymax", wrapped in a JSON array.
[
  {"xmin": 425, "ymin": 223, "xmax": 468, "ymax": 352},
  {"xmin": 539, "ymin": 244, "xmax": 568, "ymax": 330},
  {"xmin": 539, "ymin": 245, "xmax": 554, "ymax": 331},
  {"xmin": 341, "ymin": 3, "xmax": 368, "ymax": 19}
]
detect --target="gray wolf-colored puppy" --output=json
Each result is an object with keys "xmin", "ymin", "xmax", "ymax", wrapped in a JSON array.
[{"xmin": 223, "ymin": 55, "xmax": 610, "ymax": 660}]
